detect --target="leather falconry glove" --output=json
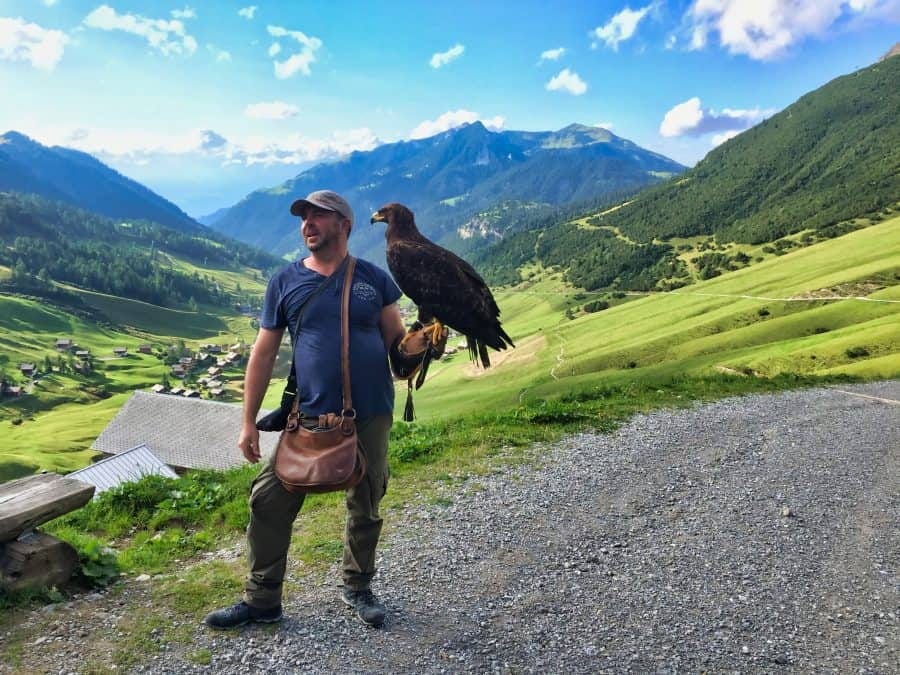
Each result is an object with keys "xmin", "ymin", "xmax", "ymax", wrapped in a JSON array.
[{"xmin": 389, "ymin": 320, "xmax": 449, "ymax": 421}]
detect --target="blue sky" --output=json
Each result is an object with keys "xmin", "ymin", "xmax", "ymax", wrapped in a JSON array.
[{"xmin": 2, "ymin": 0, "xmax": 898, "ymax": 215}]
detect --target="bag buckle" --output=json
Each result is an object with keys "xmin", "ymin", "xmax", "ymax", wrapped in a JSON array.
[{"xmin": 285, "ymin": 412, "xmax": 300, "ymax": 432}]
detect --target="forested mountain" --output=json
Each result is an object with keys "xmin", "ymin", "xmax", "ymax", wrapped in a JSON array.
[
  {"xmin": 204, "ymin": 122, "xmax": 684, "ymax": 263},
  {"xmin": 0, "ymin": 132, "xmax": 202, "ymax": 233},
  {"xmin": 473, "ymin": 55, "xmax": 900, "ymax": 292},
  {"xmin": 596, "ymin": 54, "xmax": 900, "ymax": 245},
  {"xmin": 0, "ymin": 192, "xmax": 282, "ymax": 308}
]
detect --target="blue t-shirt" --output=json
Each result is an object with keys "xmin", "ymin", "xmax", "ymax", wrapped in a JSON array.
[{"xmin": 260, "ymin": 257, "xmax": 402, "ymax": 419}]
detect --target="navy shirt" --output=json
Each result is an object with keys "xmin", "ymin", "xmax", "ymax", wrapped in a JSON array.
[{"xmin": 260, "ymin": 257, "xmax": 402, "ymax": 419}]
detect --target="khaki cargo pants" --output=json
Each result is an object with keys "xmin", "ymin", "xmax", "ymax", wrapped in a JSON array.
[{"xmin": 243, "ymin": 414, "xmax": 392, "ymax": 609}]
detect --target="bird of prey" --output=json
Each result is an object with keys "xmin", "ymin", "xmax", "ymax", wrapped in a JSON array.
[{"xmin": 371, "ymin": 202, "xmax": 513, "ymax": 368}]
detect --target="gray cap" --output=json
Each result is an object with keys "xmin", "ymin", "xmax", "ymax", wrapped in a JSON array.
[{"xmin": 290, "ymin": 190, "xmax": 354, "ymax": 227}]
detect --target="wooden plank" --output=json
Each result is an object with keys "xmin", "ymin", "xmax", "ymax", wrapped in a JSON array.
[
  {"xmin": 0, "ymin": 532, "xmax": 80, "ymax": 592},
  {"xmin": 0, "ymin": 474, "xmax": 95, "ymax": 541}
]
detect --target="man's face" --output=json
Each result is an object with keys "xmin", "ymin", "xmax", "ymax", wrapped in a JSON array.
[{"xmin": 301, "ymin": 206, "xmax": 348, "ymax": 252}]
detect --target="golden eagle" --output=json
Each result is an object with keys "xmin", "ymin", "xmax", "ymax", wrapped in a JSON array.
[{"xmin": 371, "ymin": 203, "xmax": 513, "ymax": 367}]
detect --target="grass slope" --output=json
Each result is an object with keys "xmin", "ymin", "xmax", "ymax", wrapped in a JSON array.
[{"xmin": 410, "ymin": 217, "xmax": 900, "ymax": 420}]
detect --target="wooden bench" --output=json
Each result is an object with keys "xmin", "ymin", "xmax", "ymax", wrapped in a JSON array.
[{"xmin": 0, "ymin": 473, "xmax": 95, "ymax": 591}]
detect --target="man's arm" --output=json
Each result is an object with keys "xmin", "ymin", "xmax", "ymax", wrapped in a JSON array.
[
  {"xmin": 379, "ymin": 303, "xmax": 407, "ymax": 353},
  {"xmin": 238, "ymin": 326, "xmax": 285, "ymax": 463}
]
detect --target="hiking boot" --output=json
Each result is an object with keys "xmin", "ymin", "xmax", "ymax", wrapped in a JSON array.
[
  {"xmin": 341, "ymin": 588, "xmax": 386, "ymax": 627},
  {"xmin": 203, "ymin": 601, "xmax": 282, "ymax": 629}
]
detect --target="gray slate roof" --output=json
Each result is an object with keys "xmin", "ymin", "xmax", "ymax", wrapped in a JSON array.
[
  {"xmin": 67, "ymin": 444, "xmax": 178, "ymax": 496},
  {"xmin": 92, "ymin": 391, "xmax": 278, "ymax": 470}
]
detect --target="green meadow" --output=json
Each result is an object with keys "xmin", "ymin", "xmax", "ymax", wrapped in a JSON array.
[
  {"xmin": 407, "ymin": 216, "xmax": 900, "ymax": 420},
  {"xmin": 1, "ymin": 216, "xmax": 898, "ymax": 480}
]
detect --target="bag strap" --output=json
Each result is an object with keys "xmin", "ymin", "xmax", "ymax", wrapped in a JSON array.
[
  {"xmin": 283, "ymin": 256, "xmax": 350, "ymax": 403},
  {"xmin": 340, "ymin": 256, "xmax": 356, "ymax": 416},
  {"xmin": 287, "ymin": 255, "xmax": 356, "ymax": 418}
]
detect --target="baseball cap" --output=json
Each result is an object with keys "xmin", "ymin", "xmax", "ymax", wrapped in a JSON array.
[{"xmin": 290, "ymin": 190, "xmax": 354, "ymax": 227}]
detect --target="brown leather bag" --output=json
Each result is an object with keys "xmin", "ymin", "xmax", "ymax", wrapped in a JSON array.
[{"xmin": 274, "ymin": 257, "xmax": 367, "ymax": 494}]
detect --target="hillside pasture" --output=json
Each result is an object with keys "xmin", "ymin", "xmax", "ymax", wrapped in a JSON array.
[{"xmin": 408, "ymin": 217, "xmax": 900, "ymax": 420}]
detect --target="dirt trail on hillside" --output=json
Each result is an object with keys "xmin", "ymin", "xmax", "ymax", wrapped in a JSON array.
[{"xmin": 3, "ymin": 382, "xmax": 898, "ymax": 674}]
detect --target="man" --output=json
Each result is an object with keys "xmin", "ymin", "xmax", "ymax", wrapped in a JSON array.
[{"xmin": 204, "ymin": 190, "xmax": 429, "ymax": 630}]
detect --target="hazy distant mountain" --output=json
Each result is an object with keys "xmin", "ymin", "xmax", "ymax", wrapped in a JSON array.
[
  {"xmin": 204, "ymin": 122, "xmax": 685, "ymax": 262},
  {"xmin": 0, "ymin": 131, "xmax": 202, "ymax": 232}
]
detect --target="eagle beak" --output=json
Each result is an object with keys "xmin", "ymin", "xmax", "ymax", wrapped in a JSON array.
[{"xmin": 370, "ymin": 211, "xmax": 386, "ymax": 224}]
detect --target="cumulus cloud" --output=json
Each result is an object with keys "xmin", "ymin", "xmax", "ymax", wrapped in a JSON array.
[
  {"xmin": 409, "ymin": 110, "xmax": 505, "ymax": 140},
  {"xmin": 545, "ymin": 68, "xmax": 587, "ymax": 95},
  {"xmin": 238, "ymin": 5, "xmax": 257, "ymax": 19},
  {"xmin": 0, "ymin": 17, "xmax": 69, "ymax": 71},
  {"xmin": 659, "ymin": 96, "xmax": 774, "ymax": 137},
  {"xmin": 685, "ymin": 0, "xmax": 900, "ymax": 60},
  {"xmin": 171, "ymin": 7, "xmax": 195, "ymax": 19},
  {"xmin": 83, "ymin": 5, "xmax": 197, "ymax": 56},
  {"xmin": 594, "ymin": 121, "xmax": 615, "ymax": 130},
  {"xmin": 206, "ymin": 44, "xmax": 231, "ymax": 62},
  {"xmin": 268, "ymin": 42, "xmax": 281, "ymax": 57},
  {"xmin": 21, "ymin": 123, "xmax": 380, "ymax": 167},
  {"xmin": 593, "ymin": 4, "xmax": 653, "ymax": 50},
  {"xmin": 538, "ymin": 47, "xmax": 566, "ymax": 63},
  {"xmin": 244, "ymin": 101, "xmax": 299, "ymax": 120},
  {"xmin": 429, "ymin": 43, "xmax": 464, "ymax": 68},
  {"xmin": 266, "ymin": 24, "xmax": 322, "ymax": 78}
]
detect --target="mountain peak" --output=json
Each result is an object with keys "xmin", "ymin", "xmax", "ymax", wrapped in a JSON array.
[{"xmin": 0, "ymin": 130, "xmax": 35, "ymax": 145}]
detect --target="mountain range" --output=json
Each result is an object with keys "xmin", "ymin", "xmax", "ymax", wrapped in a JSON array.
[
  {"xmin": 0, "ymin": 131, "xmax": 201, "ymax": 233},
  {"xmin": 201, "ymin": 122, "xmax": 685, "ymax": 263}
]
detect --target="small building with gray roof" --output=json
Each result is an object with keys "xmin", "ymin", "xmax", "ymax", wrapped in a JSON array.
[
  {"xmin": 92, "ymin": 391, "xmax": 278, "ymax": 472},
  {"xmin": 67, "ymin": 444, "xmax": 178, "ymax": 496}
]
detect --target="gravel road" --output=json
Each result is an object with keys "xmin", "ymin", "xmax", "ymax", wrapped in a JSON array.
[{"xmin": 10, "ymin": 382, "xmax": 900, "ymax": 674}]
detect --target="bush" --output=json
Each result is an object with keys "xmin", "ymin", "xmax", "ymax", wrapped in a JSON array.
[
  {"xmin": 583, "ymin": 299, "xmax": 610, "ymax": 313},
  {"xmin": 845, "ymin": 346, "xmax": 870, "ymax": 358},
  {"xmin": 757, "ymin": 307, "xmax": 770, "ymax": 317}
]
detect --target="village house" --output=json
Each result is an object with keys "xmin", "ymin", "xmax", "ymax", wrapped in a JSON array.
[
  {"xmin": 75, "ymin": 350, "xmax": 90, "ymax": 359},
  {"xmin": 1, "ymin": 384, "xmax": 22, "ymax": 397},
  {"xmin": 55, "ymin": 338, "xmax": 73, "ymax": 351},
  {"xmin": 206, "ymin": 379, "xmax": 223, "ymax": 389},
  {"xmin": 169, "ymin": 387, "xmax": 185, "ymax": 396},
  {"xmin": 208, "ymin": 345, "xmax": 222, "ymax": 354},
  {"xmin": 182, "ymin": 389, "xmax": 200, "ymax": 398},
  {"xmin": 19, "ymin": 363, "xmax": 35, "ymax": 377},
  {"xmin": 215, "ymin": 358, "xmax": 228, "ymax": 368},
  {"xmin": 179, "ymin": 356, "xmax": 194, "ymax": 367},
  {"xmin": 207, "ymin": 366, "xmax": 222, "ymax": 377},
  {"xmin": 151, "ymin": 384, "xmax": 167, "ymax": 394},
  {"xmin": 67, "ymin": 444, "xmax": 178, "ymax": 496},
  {"xmin": 208, "ymin": 388, "xmax": 225, "ymax": 398},
  {"xmin": 113, "ymin": 347, "xmax": 128, "ymax": 357},
  {"xmin": 138, "ymin": 344, "xmax": 152, "ymax": 354},
  {"xmin": 225, "ymin": 352, "xmax": 241, "ymax": 364},
  {"xmin": 170, "ymin": 364, "xmax": 185, "ymax": 378}
]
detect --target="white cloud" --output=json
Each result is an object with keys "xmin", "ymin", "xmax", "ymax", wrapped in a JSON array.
[
  {"xmin": 685, "ymin": 0, "xmax": 900, "ymax": 60},
  {"xmin": 594, "ymin": 121, "xmax": 615, "ymax": 130},
  {"xmin": 664, "ymin": 34, "xmax": 677, "ymax": 49},
  {"xmin": 711, "ymin": 129, "xmax": 742, "ymax": 146},
  {"xmin": 19, "ymin": 123, "xmax": 380, "ymax": 167},
  {"xmin": 43, "ymin": 0, "xmax": 59, "ymax": 6},
  {"xmin": 266, "ymin": 24, "xmax": 322, "ymax": 78},
  {"xmin": 244, "ymin": 101, "xmax": 299, "ymax": 120},
  {"xmin": 538, "ymin": 47, "xmax": 566, "ymax": 63},
  {"xmin": 659, "ymin": 96, "xmax": 774, "ymax": 137},
  {"xmin": 545, "ymin": 68, "xmax": 587, "ymax": 95},
  {"xmin": 268, "ymin": 42, "xmax": 281, "ymax": 57},
  {"xmin": 593, "ymin": 4, "xmax": 653, "ymax": 51},
  {"xmin": 83, "ymin": 5, "xmax": 197, "ymax": 56},
  {"xmin": 238, "ymin": 5, "xmax": 257, "ymax": 19},
  {"xmin": 171, "ymin": 7, "xmax": 195, "ymax": 19},
  {"xmin": 206, "ymin": 44, "xmax": 231, "ymax": 62},
  {"xmin": 429, "ymin": 43, "xmax": 464, "ymax": 68},
  {"xmin": 409, "ymin": 110, "xmax": 505, "ymax": 140},
  {"xmin": 0, "ymin": 17, "xmax": 68, "ymax": 71}
]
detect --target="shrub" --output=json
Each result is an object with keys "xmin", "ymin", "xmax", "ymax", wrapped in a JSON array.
[
  {"xmin": 583, "ymin": 299, "xmax": 610, "ymax": 313},
  {"xmin": 845, "ymin": 346, "xmax": 870, "ymax": 358},
  {"xmin": 757, "ymin": 307, "xmax": 770, "ymax": 317}
]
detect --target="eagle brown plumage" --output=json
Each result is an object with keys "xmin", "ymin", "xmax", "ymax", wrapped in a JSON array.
[{"xmin": 371, "ymin": 203, "xmax": 513, "ymax": 367}]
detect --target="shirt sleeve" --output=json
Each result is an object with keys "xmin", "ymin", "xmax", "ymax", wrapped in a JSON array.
[
  {"xmin": 259, "ymin": 272, "xmax": 287, "ymax": 329},
  {"xmin": 380, "ymin": 268, "xmax": 402, "ymax": 306}
]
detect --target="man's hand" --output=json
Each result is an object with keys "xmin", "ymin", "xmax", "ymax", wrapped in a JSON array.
[
  {"xmin": 238, "ymin": 422, "xmax": 261, "ymax": 463},
  {"xmin": 399, "ymin": 321, "xmax": 449, "ymax": 359}
]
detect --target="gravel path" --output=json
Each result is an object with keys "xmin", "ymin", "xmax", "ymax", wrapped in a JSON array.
[{"xmin": 10, "ymin": 382, "xmax": 900, "ymax": 674}]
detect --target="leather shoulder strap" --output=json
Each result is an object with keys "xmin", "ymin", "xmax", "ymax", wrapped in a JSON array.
[{"xmin": 341, "ymin": 256, "xmax": 356, "ymax": 414}]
